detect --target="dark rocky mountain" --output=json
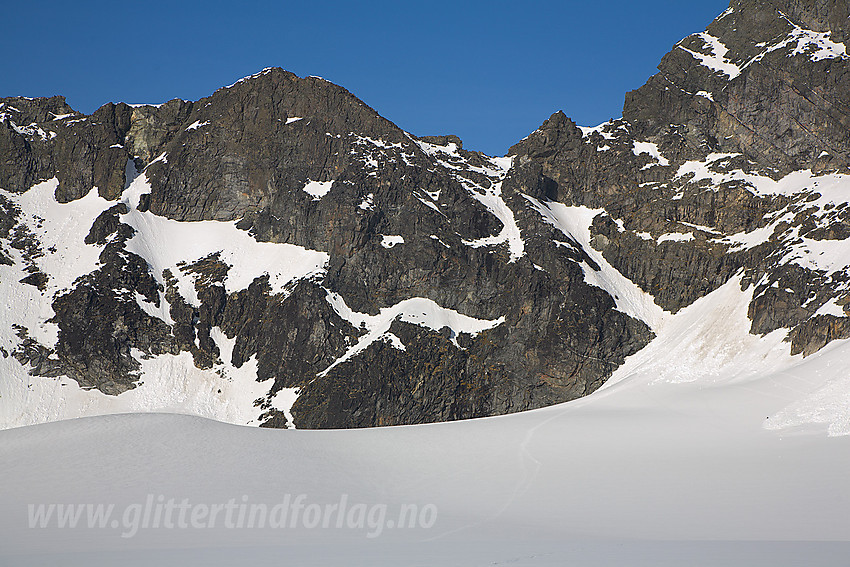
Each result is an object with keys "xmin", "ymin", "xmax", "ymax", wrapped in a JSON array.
[{"xmin": 1, "ymin": 0, "xmax": 848, "ymax": 429}]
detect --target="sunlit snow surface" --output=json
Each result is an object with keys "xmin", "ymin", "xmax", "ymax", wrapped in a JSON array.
[
  {"xmin": 0, "ymin": 173, "xmax": 330, "ymax": 429},
  {"xmin": 523, "ymin": 196, "xmax": 669, "ymax": 332},
  {"xmin": 122, "ymin": 173, "xmax": 329, "ymax": 303},
  {"xmin": 678, "ymin": 32, "xmax": 742, "ymax": 79},
  {"xmin": 301, "ymin": 179, "xmax": 334, "ymax": 200},
  {"xmin": 2, "ymin": 277, "xmax": 850, "ymax": 564},
  {"xmin": 7, "ymin": 189, "xmax": 841, "ymax": 564},
  {"xmin": 0, "ymin": 179, "xmax": 110, "ymax": 347},
  {"xmin": 320, "ymin": 291, "xmax": 505, "ymax": 375},
  {"xmin": 633, "ymin": 140, "xmax": 670, "ymax": 169},
  {"xmin": 677, "ymin": 18, "xmax": 849, "ymax": 88},
  {"xmin": 3, "ymin": 73, "xmax": 850, "ymax": 565},
  {"xmin": 756, "ymin": 13, "xmax": 849, "ymax": 64},
  {"xmin": 0, "ymin": 161, "xmax": 521, "ymax": 430}
]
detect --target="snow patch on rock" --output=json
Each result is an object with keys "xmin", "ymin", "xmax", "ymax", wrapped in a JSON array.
[
  {"xmin": 120, "ymin": 174, "xmax": 329, "ymax": 307},
  {"xmin": 302, "ymin": 179, "xmax": 334, "ymax": 201},
  {"xmin": 678, "ymin": 32, "xmax": 741, "ymax": 79},
  {"xmin": 524, "ymin": 196, "xmax": 669, "ymax": 332},
  {"xmin": 321, "ymin": 292, "xmax": 505, "ymax": 376},
  {"xmin": 380, "ymin": 235, "xmax": 404, "ymax": 249}
]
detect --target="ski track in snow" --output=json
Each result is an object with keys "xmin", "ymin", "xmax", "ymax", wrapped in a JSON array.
[
  {"xmin": 3, "ymin": 322, "xmax": 850, "ymax": 563},
  {"xmin": 5, "ymin": 62, "xmax": 850, "ymax": 564}
]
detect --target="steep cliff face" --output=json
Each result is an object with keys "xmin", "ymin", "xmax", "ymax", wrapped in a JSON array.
[
  {"xmin": 1, "ymin": 0, "xmax": 849, "ymax": 429},
  {"xmin": 510, "ymin": 0, "xmax": 850, "ymax": 355},
  {"xmin": 624, "ymin": 0, "xmax": 850, "ymax": 173},
  {"xmin": 0, "ymin": 70, "xmax": 653, "ymax": 429}
]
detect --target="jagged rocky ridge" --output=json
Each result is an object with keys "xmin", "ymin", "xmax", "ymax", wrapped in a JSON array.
[{"xmin": 1, "ymin": 0, "xmax": 848, "ymax": 429}]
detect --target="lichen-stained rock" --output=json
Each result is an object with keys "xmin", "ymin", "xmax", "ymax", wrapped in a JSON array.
[
  {"xmin": 509, "ymin": 0, "xmax": 850, "ymax": 357},
  {"xmin": 0, "ymin": 96, "xmax": 136, "ymax": 203},
  {"xmin": 789, "ymin": 313, "xmax": 850, "ymax": 356},
  {"xmin": 3, "ymin": 0, "xmax": 850, "ymax": 429},
  {"xmin": 0, "ymin": 68, "xmax": 654, "ymax": 428},
  {"xmin": 623, "ymin": 0, "xmax": 850, "ymax": 174}
]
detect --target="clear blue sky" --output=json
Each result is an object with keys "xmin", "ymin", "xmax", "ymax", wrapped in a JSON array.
[{"xmin": 2, "ymin": 1, "xmax": 728, "ymax": 156}]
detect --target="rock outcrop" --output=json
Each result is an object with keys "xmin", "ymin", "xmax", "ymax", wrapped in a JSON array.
[{"xmin": 1, "ymin": 0, "xmax": 848, "ymax": 429}]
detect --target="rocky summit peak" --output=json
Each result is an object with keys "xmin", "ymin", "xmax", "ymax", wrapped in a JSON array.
[
  {"xmin": 731, "ymin": 0, "xmax": 850, "ymax": 40},
  {"xmin": 2, "ymin": 0, "xmax": 850, "ymax": 432},
  {"xmin": 622, "ymin": 0, "xmax": 850, "ymax": 176}
]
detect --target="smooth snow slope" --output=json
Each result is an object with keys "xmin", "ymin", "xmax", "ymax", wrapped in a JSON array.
[{"xmin": 2, "ymin": 279, "xmax": 849, "ymax": 566}]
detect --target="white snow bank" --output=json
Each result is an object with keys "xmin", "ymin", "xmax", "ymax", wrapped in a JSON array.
[
  {"xmin": 598, "ymin": 271, "xmax": 850, "ymax": 436},
  {"xmin": 185, "ymin": 120, "xmax": 209, "ymax": 131},
  {"xmin": 0, "ymin": 179, "xmax": 112, "ymax": 347},
  {"xmin": 657, "ymin": 232, "xmax": 695, "ymax": 243},
  {"xmin": 633, "ymin": 141, "xmax": 670, "ymax": 168},
  {"xmin": 120, "ymin": 174, "xmax": 329, "ymax": 307},
  {"xmin": 676, "ymin": 156, "xmax": 850, "ymax": 200},
  {"xmin": 222, "ymin": 67, "xmax": 276, "ymax": 89},
  {"xmin": 414, "ymin": 139, "xmax": 523, "ymax": 262},
  {"xmin": 601, "ymin": 276, "xmax": 794, "ymax": 389},
  {"xmin": 766, "ymin": 15, "xmax": 849, "ymax": 62},
  {"xmin": 579, "ymin": 121, "xmax": 616, "ymax": 140},
  {"xmin": 766, "ymin": 338, "xmax": 850, "ymax": 436},
  {"xmin": 358, "ymin": 193, "xmax": 374, "ymax": 211},
  {"xmin": 3, "ymin": 330, "xmax": 850, "ymax": 563},
  {"xmin": 302, "ymin": 179, "xmax": 334, "ymax": 201},
  {"xmin": 0, "ymin": 342, "xmax": 272, "ymax": 430},
  {"xmin": 687, "ymin": 169, "xmax": 850, "ymax": 271},
  {"xmin": 458, "ymin": 157, "xmax": 525, "ymax": 262},
  {"xmin": 321, "ymin": 292, "xmax": 505, "ymax": 375},
  {"xmin": 678, "ymin": 32, "xmax": 741, "ymax": 79},
  {"xmin": 524, "ymin": 196, "xmax": 669, "ymax": 332},
  {"xmin": 1, "ymin": 179, "xmax": 108, "ymax": 297},
  {"xmin": 815, "ymin": 297, "xmax": 846, "ymax": 318},
  {"xmin": 380, "ymin": 235, "xmax": 404, "ymax": 249}
]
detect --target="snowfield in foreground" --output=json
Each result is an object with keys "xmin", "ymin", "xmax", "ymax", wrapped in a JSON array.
[{"xmin": 2, "ymin": 277, "xmax": 850, "ymax": 566}]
